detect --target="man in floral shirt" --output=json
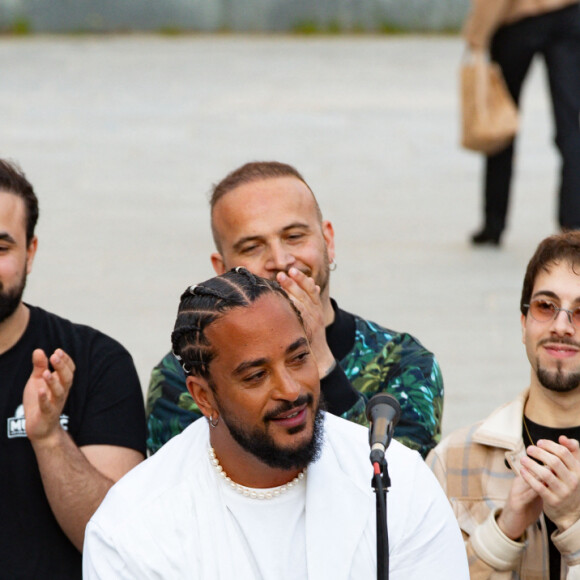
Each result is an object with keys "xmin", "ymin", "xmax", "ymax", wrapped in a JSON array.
[{"xmin": 147, "ymin": 161, "xmax": 443, "ymax": 458}]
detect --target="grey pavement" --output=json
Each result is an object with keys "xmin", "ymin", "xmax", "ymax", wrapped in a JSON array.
[{"xmin": 0, "ymin": 34, "xmax": 560, "ymax": 437}]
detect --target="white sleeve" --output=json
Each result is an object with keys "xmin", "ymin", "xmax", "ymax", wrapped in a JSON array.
[
  {"xmin": 83, "ymin": 501, "xmax": 203, "ymax": 579},
  {"xmin": 387, "ymin": 449, "xmax": 470, "ymax": 579},
  {"xmin": 83, "ymin": 520, "xmax": 133, "ymax": 580},
  {"xmin": 553, "ymin": 517, "xmax": 580, "ymax": 580}
]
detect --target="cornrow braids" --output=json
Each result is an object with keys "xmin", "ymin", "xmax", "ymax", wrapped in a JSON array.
[{"xmin": 171, "ymin": 267, "xmax": 305, "ymax": 381}]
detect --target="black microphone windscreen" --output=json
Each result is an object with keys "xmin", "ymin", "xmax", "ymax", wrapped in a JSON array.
[{"xmin": 365, "ymin": 393, "xmax": 402, "ymax": 424}]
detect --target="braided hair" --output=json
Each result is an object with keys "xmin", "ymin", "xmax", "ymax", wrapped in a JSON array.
[{"xmin": 171, "ymin": 267, "xmax": 304, "ymax": 380}]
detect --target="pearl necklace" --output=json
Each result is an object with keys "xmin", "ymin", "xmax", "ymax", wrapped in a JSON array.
[{"xmin": 208, "ymin": 447, "xmax": 306, "ymax": 500}]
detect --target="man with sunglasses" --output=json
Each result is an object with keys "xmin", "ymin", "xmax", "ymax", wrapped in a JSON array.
[{"xmin": 428, "ymin": 231, "xmax": 580, "ymax": 579}]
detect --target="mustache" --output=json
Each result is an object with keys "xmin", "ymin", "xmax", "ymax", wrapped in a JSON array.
[
  {"xmin": 538, "ymin": 337, "xmax": 580, "ymax": 348},
  {"xmin": 264, "ymin": 393, "xmax": 314, "ymax": 422}
]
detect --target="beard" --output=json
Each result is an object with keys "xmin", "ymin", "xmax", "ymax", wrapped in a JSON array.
[
  {"xmin": 536, "ymin": 361, "xmax": 580, "ymax": 393},
  {"xmin": 0, "ymin": 270, "xmax": 27, "ymax": 324},
  {"xmin": 217, "ymin": 392, "xmax": 325, "ymax": 471},
  {"xmin": 316, "ymin": 246, "xmax": 331, "ymax": 297},
  {"xmin": 277, "ymin": 247, "xmax": 331, "ymax": 297}
]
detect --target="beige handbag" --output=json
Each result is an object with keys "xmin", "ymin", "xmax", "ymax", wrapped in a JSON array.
[{"xmin": 460, "ymin": 51, "xmax": 519, "ymax": 155}]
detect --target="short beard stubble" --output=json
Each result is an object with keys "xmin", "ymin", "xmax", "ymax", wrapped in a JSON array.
[
  {"xmin": 0, "ymin": 270, "xmax": 26, "ymax": 324},
  {"xmin": 536, "ymin": 360, "xmax": 580, "ymax": 393}
]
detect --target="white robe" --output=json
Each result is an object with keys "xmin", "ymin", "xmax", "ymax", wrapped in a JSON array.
[{"xmin": 84, "ymin": 413, "xmax": 469, "ymax": 579}]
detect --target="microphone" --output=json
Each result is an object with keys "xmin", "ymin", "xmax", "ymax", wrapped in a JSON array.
[{"xmin": 366, "ymin": 394, "xmax": 401, "ymax": 465}]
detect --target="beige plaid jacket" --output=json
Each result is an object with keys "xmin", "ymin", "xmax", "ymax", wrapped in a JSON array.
[{"xmin": 427, "ymin": 390, "xmax": 580, "ymax": 579}]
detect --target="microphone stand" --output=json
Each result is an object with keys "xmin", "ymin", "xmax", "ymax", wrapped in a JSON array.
[
  {"xmin": 365, "ymin": 394, "xmax": 400, "ymax": 580},
  {"xmin": 372, "ymin": 454, "xmax": 391, "ymax": 580}
]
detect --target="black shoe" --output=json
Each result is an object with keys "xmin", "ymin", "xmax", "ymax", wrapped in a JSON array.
[{"xmin": 471, "ymin": 227, "xmax": 501, "ymax": 246}]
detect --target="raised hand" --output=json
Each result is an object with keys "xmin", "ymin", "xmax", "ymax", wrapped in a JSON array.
[
  {"xmin": 23, "ymin": 348, "xmax": 75, "ymax": 443},
  {"xmin": 520, "ymin": 436, "xmax": 580, "ymax": 532},
  {"xmin": 277, "ymin": 267, "xmax": 335, "ymax": 378},
  {"xmin": 497, "ymin": 471, "xmax": 543, "ymax": 541}
]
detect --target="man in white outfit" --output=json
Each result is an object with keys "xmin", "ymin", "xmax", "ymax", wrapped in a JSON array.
[{"xmin": 84, "ymin": 268, "xmax": 468, "ymax": 579}]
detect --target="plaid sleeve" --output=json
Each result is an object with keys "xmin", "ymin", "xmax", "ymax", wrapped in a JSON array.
[{"xmin": 428, "ymin": 429, "xmax": 530, "ymax": 579}]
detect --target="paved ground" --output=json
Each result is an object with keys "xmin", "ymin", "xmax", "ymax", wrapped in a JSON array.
[{"xmin": 0, "ymin": 34, "xmax": 560, "ymax": 436}]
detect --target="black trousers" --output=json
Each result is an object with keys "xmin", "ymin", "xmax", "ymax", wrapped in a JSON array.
[{"xmin": 483, "ymin": 3, "xmax": 580, "ymax": 233}]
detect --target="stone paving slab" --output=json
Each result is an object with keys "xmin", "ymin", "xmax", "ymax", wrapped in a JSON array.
[{"xmin": 0, "ymin": 34, "xmax": 558, "ymax": 436}]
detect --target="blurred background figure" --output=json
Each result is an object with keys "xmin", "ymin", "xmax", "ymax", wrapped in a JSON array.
[{"xmin": 466, "ymin": 0, "xmax": 580, "ymax": 247}]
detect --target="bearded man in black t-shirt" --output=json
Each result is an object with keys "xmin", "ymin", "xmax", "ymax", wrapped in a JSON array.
[{"xmin": 0, "ymin": 158, "xmax": 146, "ymax": 578}]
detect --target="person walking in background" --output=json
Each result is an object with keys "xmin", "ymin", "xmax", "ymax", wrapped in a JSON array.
[{"xmin": 466, "ymin": 0, "xmax": 580, "ymax": 246}]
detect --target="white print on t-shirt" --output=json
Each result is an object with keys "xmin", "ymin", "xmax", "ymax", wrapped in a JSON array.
[{"xmin": 7, "ymin": 404, "xmax": 69, "ymax": 439}]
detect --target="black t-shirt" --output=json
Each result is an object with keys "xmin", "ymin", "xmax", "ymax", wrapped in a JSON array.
[
  {"xmin": 0, "ymin": 305, "xmax": 146, "ymax": 579},
  {"xmin": 523, "ymin": 416, "xmax": 580, "ymax": 580}
]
